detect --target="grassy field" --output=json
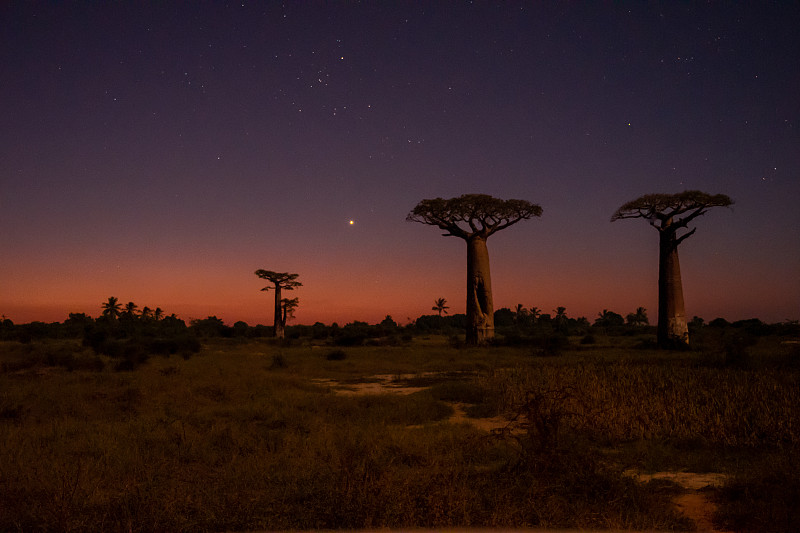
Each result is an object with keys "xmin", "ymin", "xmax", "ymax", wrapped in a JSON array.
[{"xmin": 1, "ymin": 335, "xmax": 798, "ymax": 531}]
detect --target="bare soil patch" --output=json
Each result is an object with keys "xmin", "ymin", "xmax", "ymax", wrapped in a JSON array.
[{"xmin": 629, "ymin": 471, "xmax": 730, "ymax": 532}]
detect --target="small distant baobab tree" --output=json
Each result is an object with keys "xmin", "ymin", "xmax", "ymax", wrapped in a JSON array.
[
  {"xmin": 432, "ymin": 297, "xmax": 449, "ymax": 317},
  {"xmin": 255, "ymin": 269, "xmax": 302, "ymax": 339},
  {"xmin": 281, "ymin": 297, "xmax": 299, "ymax": 324},
  {"xmin": 408, "ymin": 194, "xmax": 542, "ymax": 344},
  {"xmin": 612, "ymin": 190, "xmax": 733, "ymax": 348}
]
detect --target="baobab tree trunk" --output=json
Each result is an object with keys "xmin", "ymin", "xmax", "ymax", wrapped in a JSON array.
[
  {"xmin": 273, "ymin": 284, "xmax": 285, "ymax": 339},
  {"xmin": 658, "ymin": 232, "xmax": 689, "ymax": 347},
  {"xmin": 466, "ymin": 235, "xmax": 494, "ymax": 344}
]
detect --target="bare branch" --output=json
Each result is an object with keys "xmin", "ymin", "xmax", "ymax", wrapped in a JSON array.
[{"xmin": 675, "ymin": 227, "xmax": 698, "ymax": 246}]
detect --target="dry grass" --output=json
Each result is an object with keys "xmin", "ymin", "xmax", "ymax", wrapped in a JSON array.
[{"xmin": 1, "ymin": 336, "xmax": 797, "ymax": 531}]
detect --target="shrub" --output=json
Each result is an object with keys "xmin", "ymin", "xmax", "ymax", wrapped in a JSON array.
[
  {"xmin": 326, "ymin": 349, "xmax": 347, "ymax": 361},
  {"xmin": 530, "ymin": 334, "xmax": 569, "ymax": 357},
  {"xmin": 333, "ymin": 332, "xmax": 367, "ymax": 346},
  {"xmin": 270, "ymin": 353, "xmax": 288, "ymax": 369}
]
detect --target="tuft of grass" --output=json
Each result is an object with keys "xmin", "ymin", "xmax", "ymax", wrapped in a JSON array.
[
  {"xmin": 269, "ymin": 352, "xmax": 288, "ymax": 369},
  {"xmin": 716, "ymin": 450, "xmax": 800, "ymax": 533}
]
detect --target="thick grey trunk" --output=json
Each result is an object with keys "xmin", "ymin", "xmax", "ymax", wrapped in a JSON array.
[
  {"xmin": 658, "ymin": 231, "xmax": 688, "ymax": 347},
  {"xmin": 273, "ymin": 285, "xmax": 285, "ymax": 339},
  {"xmin": 466, "ymin": 236, "xmax": 494, "ymax": 344}
]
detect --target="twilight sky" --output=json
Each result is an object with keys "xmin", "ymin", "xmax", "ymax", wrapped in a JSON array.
[{"xmin": 2, "ymin": 2, "xmax": 798, "ymax": 326}]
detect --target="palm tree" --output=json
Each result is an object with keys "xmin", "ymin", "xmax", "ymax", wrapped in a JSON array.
[
  {"xmin": 553, "ymin": 306, "xmax": 568, "ymax": 332},
  {"xmin": 432, "ymin": 298, "xmax": 449, "ymax": 317},
  {"xmin": 514, "ymin": 304, "xmax": 529, "ymax": 328},
  {"xmin": 101, "ymin": 296, "xmax": 122, "ymax": 320},
  {"xmin": 626, "ymin": 307, "xmax": 649, "ymax": 327},
  {"xmin": 153, "ymin": 307, "xmax": 164, "ymax": 321},
  {"xmin": 122, "ymin": 301, "xmax": 139, "ymax": 319},
  {"xmin": 528, "ymin": 306, "xmax": 541, "ymax": 325},
  {"xmin": 140, "ymin": 306, "xmax": 152, "ymax": 321}
]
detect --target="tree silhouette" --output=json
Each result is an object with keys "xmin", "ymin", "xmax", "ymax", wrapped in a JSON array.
[
  {"xmin": 612, "ymin": 190, "xmax": 733, "ymax": 347},
  {"xmin": 408, "ymin": 194, "xmax": 542, "ymax": 344},
  {"xmin": 595, "ymin": 309, "xmax": 625, "ymax": 329},
  {"xmin": 153, "ymin": 307, "xmax": 164, "ymax": 321},
  {"xmin": 626, "ymin": 307, "xmax": 649, "ymax": 327},
  {"xmin": 122, "ymin": 301, "xmax": 139, "ymax": 320},
  {"xmin": 432, "ymin": 297, "xmax": 449, "ymax": 317},
  {"xmin": 281, "ymin": 297, "xmax": 299, "ymax": 325},
  {"xmin": 101, "ymin": 296, "xmax": 122, "ymax": 320},
  {"xmin": 553, "ymin": 306, "xmax": 568, "ymax": 332},
  {"xmin": 528, "ymin": 306, "xmax": 541, "ymax": 325},
  {"xmin": 514, "ymin": 303, "xmax": 528, "ymax": 328},
  {"xmin": 255, "ymin": 270, "xmax": 302, "ymax": 339}
]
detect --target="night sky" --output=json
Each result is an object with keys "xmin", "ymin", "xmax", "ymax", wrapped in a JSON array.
[{"xmin": 2, "ymin": 2, "xmax": 798, "ymax": 326}]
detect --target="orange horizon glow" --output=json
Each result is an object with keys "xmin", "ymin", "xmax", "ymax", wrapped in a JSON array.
[{"xmin": 3, "ymin": 262, "xmax": 796, "ymax": 327}]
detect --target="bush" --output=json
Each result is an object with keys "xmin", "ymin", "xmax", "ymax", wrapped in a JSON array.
[
  {"xmin": 270, "ymin": 353, "xmax": 288, "ymax": 369},
  {"xmin": 530, "ymin": 334, "xmax": 569, "ymax": 357},
  {"xmin": 333, "ymin": 333, "xmax": 367, "ymax": 346},
  {"xmin": 326, "ymin": 349, "xmax": 347, "ymax": 361}
]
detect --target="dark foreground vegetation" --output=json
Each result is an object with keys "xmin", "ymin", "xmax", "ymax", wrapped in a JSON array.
[{"xmin": 1, "ymin": 311, "xmax": 798, "ymax": 531}]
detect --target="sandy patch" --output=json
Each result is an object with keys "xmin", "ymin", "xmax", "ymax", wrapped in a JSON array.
[
  {"xmin": 311, "ymin": 374, "xmax": 432, "ymax": 396},
  {"xmin": 313, "ymin": 373, "xmax": 511, "ymax": 431},
  {"xmin": 627, "ymin": 470, "xmax": 730, "ymax": 532}
]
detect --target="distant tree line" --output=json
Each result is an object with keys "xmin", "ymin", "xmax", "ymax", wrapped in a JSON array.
[{"xmin": 3, "ymin": 300, "xmax": 797, "ymax": 353}]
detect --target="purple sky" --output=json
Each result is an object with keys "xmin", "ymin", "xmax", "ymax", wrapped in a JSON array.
[{"xmin": 2, "ymin": 2, "xmax": 798, "ymax": 326}]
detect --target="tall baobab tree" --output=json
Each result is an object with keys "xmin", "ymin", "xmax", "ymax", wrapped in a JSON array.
[
  {"xmin": 432, "ymin": 297, "xmax": 449, "ymax": 317},
  {"xmin": 612, "ymin": 190, "xmax": 733, "ymax": 347},
  {"xmin": 408, "ymin": 194, "xmax": 542, "ymax": 344},
  {"xmin": 255, "ymin": 270, "xmax": 302, "ymax": 339}
]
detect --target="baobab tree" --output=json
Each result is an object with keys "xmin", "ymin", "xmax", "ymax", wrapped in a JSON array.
[
  {"xmin": 408, "ymin": 194, "xmax": 542, "ymax": 344},
  {"xmin": 432, "ymin": 297, "xmax": 449, "ymax": 317},
  {"xmin": 255, "ymin": 270, "xmax": 302, "ymax": 339},
  {"xmin": 612, "ymin": 190, "xmax": 733, "ymax": 347},
  {"xmin": 281, "ymin": 297, "xmax": 299, "ymax": 325}
]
